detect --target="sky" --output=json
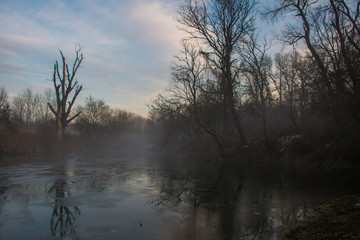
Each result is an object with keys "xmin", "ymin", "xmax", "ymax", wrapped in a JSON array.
[
  {"xmin": 0, "ymin": 0, "xmax": 283, "ymax": 117},
  {"xmin": 0, "ymin": 0, "xmax": 186, "ymax": 116}
]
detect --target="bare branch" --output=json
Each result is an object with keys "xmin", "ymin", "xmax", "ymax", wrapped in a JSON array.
[{"xmin": 50, "ymin": 47, "xmax": 84, "ymax": 142}]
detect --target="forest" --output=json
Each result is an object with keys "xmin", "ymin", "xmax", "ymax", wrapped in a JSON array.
[
  {"xmin": 0, "ymin": 0, "xmax": 359, "ymax": 172},
  {"xmin": 0, "ymin": 0, "xmax": 360, "ymax": 239},
  {"xmin": 147, "ymin": 0, "xmax": 360, "ymax": 173}
]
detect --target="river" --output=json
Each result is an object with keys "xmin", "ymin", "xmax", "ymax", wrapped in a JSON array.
[{"xmin": 0, "ymin": 136, "xmax": 358, "ymax": 239}]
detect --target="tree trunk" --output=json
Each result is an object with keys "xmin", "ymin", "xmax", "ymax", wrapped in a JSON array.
[{"xmin": 56, "ymin": 119, "xmax": 64, "ymax": 143}]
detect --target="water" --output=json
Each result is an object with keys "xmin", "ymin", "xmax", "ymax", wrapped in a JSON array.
[{"xmin": 0, "ymin": 138, "xmax": 358, "ymax": 240}]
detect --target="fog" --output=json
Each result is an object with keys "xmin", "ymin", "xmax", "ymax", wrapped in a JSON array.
[
  {"xmin": 1, "ymin": 0, "xmax": 360, "ymax": 238},
  {"xmin": 0, "ymin": 130, "xmax": 358, "ymax": 239}
]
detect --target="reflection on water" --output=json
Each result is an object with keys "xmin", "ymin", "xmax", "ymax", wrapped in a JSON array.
[
  {"xmin": 0, "ymin": 146, "xmax": 357, "ymax": 239},
  {"xmin": 50, "ymin": 176, "xmax": 81, "ymax": 239},
  {"xmin": 148, "ymin": 162, "xmax": 289, "ymax": 240}
]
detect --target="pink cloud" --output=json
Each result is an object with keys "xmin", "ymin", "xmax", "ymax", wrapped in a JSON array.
[{"xmin": 0, "ymin": 48, "xmax": 17, "ymax": 58}]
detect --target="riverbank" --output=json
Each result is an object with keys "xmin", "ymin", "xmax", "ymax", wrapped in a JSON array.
[{"xmin": 283, "ymin": 194, "xmax": 360, "ymax": 240}]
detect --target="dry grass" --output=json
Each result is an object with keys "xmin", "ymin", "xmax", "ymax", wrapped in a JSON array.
[{"xmin": 283, "ymin": 195, "xmax": 360, "ymax": 240}]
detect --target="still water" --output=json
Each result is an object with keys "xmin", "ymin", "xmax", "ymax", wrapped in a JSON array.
[{"xmin": 0, "ymin": 138, "xmax": 358, "ymax": 239}]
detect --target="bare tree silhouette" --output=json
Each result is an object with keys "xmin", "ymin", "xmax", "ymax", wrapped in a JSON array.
[
  {"xmin": 178, "ymin": 0, "xmax": 256, "ymax": 147},
  {"xmin": 48, "ymin": 46, "xmax": 84, "ymax": 143}
]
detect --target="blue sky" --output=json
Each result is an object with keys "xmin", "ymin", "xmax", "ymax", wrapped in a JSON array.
[
  {"xmin": 0, "ymin": 0, "xmax": 284, "ymax": 117},
  {"xmin": 0, "ymin": 0, "xmax": 185, "ymax": 116}
]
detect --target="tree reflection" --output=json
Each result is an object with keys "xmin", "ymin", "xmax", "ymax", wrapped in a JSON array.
[
  {"xmin": 239, "ymin": 217, "xmax": 276, "ymax": 240},
  {"xmin": 149, "ymin": 161, "xmax": 247, "ymax": 239},
  {"xmin": 148, "ymin": 158, "xmax": 315, "ymax": 240},
  {"xmin": 49, "ymin": 174, "xmax": 80, "ymax": 239}
]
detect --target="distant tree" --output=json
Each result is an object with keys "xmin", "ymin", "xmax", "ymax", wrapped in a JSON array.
[
  {"xmin": 11, "ymin": 88, "xmax": 56, "ymax": 125},
  {"xmin": 0, "ymin": 87, "xmax": 10, "ymax": 124},
  {"xmin": 0, "ymin": 87, "xmax": 12, "ymax": 154},
  {"xmin": 105, "ymin": 109, "xmax": 145, "ymax": 133},
  {"xmin": 267, "ymin": 0, "xmax": 360, "ymax": 119},
  {"xmin": 75, "ymin": 96, "xmax": 110, "ymax": 135},
  {"xmin": 48, "ymin": 47, "xmax": 84, "ymax": 143},
  {"xmin": 75, "ymin": 96, "xmax": 147, "ymax": 136},
  {"xmin": 11, "ymin": 88, "xmax": 38, "ymax": 124},
  {"xmin": 39, "ymin": 88, "xmax": 56, "ymax": 123},
  {"xmin": 11, "ymin": 95, "xmax": 25, "ymax": 123},
  {"xmin": 150, "ymin": 41, "xmax": 229, "ymax": 155},
  {"xmin": 82, "ymin": 96, "xmax": 109, "ymax": 125},
  {"xmin": 239, "ymin": 35, "xmax": 273, "ymax": 141},
  {"xmin": 272, "ymin": 51, "xmax": 313, "ymax": 134}
]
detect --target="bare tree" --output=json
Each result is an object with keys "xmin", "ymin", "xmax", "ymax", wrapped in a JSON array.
[
  {"xmin": 23, "ymin": 88, "xmax": 40, "ymax": 125},
  {"xmin": 267, "ymin": 0, "xmax": 360, "ymax": 119},
  {"xmin": 150, "ymin": 41, "xmax": 229, "ymax": 155},
  {"xmin": 11, "ymin": 88, "xmax": 39, "ymax": 125},
  {"xmin": 12, "ymin": 95, "xmax": 26, "ymax": 123},
  {"xmin": 178, "ymin": 0, "xmax": 256, "ymax": 147},
  {"xmin": 0, "ymin": 87, "xmax": 10, "ymax": 124},
  {"xmin": 267, "ymin": 0, "xmax": 333, "ymax": 96},
  {"xmin": 11, "ymin": 88, "xmax": 56, "ymax": 125},
  {"xmin": 39, "ymin": 88, "xmax": 56, "ymax": 122},
  {"xmin": 79, "ymin": 96, "xmax": 109, "ymax": 125},
  {"xmin": 48, "ymin": 47, "xmax": 84, "ymax": 143},
  {"xmin": 273, "ymin": 51, "xmax": 304, "ymax": 133},
  {"xmin": 75, "ymin": 96, "xmax": 110, "ymax": 135},
  {"xmin": 239, "ymin": 35, "xmax": 273, "ymax": 141}
]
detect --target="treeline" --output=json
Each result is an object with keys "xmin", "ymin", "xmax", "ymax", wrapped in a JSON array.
[
  {"xmin": 75, "ymin": 96, "xmax": 147, "ymax": 135},
  {"xmin": 0, "ymin": 87, "xmax": 56, "ymax": 154},
  {"xmin": 149, "ymin": 0, "xmax": 360, "ymax": 164},
  {"xmin": 0, "ymin": 87, "xmax": 147, "ymax": 155}
]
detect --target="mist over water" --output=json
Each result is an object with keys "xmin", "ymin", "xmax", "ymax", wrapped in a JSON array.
[{"xmin": 0, "ymin": 134, "xmax": 357, "ymax": 240}]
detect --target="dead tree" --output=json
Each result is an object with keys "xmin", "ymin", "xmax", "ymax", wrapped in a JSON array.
[{"xmin": 48, "ymin": 47, "xmax": 84, "ymax": 143}]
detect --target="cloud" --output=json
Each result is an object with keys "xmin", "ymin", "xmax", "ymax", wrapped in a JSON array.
[
  {"xmin": 0, "ymin": 0, "xmax": 185, "ymax": 116},
  {"xmin": 0, "ymin": 48, "xmax": 17, "ymax": 58},
  {"xmin": 0, "ymin": 34, "xmax": 45, "ymax": 51},
  {"xmin": 128, "ymin": 0, "xmax": 182, "ymax": 48},
  {"xmin": 0, "ymin": 62, "xmax": 26, "ymax": 74}
]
